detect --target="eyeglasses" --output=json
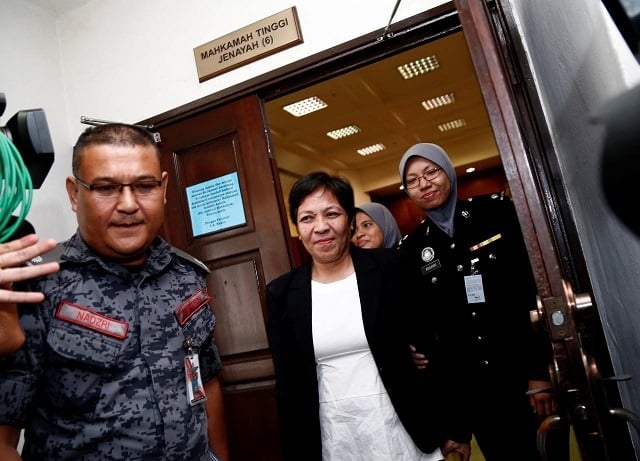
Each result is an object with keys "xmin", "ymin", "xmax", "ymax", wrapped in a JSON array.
[
  {"xmin": 405, "ymin": 167, "xmax": 443, "ymax": 189},
  {"xmin": 74, "ymin": 176, "xmax": 162, "ymax": 198}
]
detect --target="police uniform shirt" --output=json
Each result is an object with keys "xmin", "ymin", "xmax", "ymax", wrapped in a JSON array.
[
  {"xmin": 399, "ymin": 195, "xmax": 550, "ymax": 384},
  {"xmin": 0, "ymin": 232, "xmax": 222, "ymax": 460}
]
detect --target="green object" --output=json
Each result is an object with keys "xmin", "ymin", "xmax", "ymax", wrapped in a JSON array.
[{"xmin": 0, "ymin": 130, "xmax": 33, "ymax": 242}]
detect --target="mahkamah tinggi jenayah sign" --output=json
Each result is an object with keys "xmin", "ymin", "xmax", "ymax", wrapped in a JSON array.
[{"xmin": 194, "ymin": 7, "xmax": 303, "ymax": 82}]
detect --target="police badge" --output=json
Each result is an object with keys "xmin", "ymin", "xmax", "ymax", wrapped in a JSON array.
[{"xmin": 421, "ymin": 247, "xmax": 435, "ymax": 263}]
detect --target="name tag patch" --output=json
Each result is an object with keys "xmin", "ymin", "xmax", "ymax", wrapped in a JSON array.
[
  {"xmin": 56, "ymin": 301, "xmax": 129, "ymax": 339},
  {"xmin": 421, "ymin": 259, "xmax": 442, "ymax": 275},
  {"xmin": 175, "ymin": 289, "xmax": 211, "ymax": 326}
]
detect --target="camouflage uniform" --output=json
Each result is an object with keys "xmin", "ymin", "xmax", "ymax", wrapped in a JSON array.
[{"xmin": 0, "ymin": 232, "xmax": 222, "ymax": 461}]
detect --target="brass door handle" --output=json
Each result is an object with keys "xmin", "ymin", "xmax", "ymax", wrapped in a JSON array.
[{"xmin": 536, "ymin": 414, "xmax": 564, "ymax": 461}]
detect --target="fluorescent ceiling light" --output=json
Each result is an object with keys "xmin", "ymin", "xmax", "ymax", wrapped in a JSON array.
[
  {"xmin": 282, "ymin": 96, "xmax": 328, "ymax": 117},
  {"xmin": 438, "ymin": 119, "xmax": 466, "ymax": 132},
  {"xmin": 421, "ymin": 93, "xmax": 455, "ymax": 111},
  {"xmin": 326, "ymin": 125, "xmax": 361, "ymax": 140},
  {"xmin": 397, "ymin": 55, "xmax": 440, "ymax": 79},
  {"xmin": 466, "ymin": 167, "xmax": 476, "ymax": 173},
  {"xmin": 357, "ymin": 143, "xmax": 385, "ymax": 156}
]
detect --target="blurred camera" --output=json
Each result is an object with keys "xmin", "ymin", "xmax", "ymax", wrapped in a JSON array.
[{"xmin": 0, "ymin": 92, "xmax": 54, "ymax": 189}]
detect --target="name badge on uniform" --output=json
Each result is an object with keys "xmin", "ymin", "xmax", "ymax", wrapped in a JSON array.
[
  {"xmin": 184, "ymin": 336, "xmax": 207, "ymax": 406},
  {"xmin": 464, "ymin": 274, "xmax": 486, "ymax": 303},
  {"xmin": 421, "ymin": 259, "xmax": 441, "ymax": 275},
  {"xmin": 56, "ymin": 301, "xmax": 129, "ymax": 339},
  {"xmin": 175, "ymin": 289, "xmax": 211, "ymax": 326},
  {"xmin": 184, "ymin": 353, "xmax": 207, "ymax": 406}
]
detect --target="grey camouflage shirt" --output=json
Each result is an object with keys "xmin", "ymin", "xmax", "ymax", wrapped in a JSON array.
[{"xmin": 0, "ymin": 232, "xmax": 222, "ymax": 460}]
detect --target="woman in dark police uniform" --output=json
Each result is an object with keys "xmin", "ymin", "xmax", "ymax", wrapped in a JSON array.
[{"xmin": 398, "ymin": 143, "xmax": 555, "ymax": 461}]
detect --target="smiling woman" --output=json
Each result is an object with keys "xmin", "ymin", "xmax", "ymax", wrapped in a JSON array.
[
  {"xmin": 266, "ymin": 171, "xmax": 471, "ymax": 461},
  {"xmin": 352, "ymin": 202, "xmax": 402, "ymax": 249},
  {"xmin": 397, "ymin": 143, "xmax": 556, "ymax": 461}
]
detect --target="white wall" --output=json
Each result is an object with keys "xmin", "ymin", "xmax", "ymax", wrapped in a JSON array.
[
  {"xmin": 2, "ymin": 0, "xmax": 445, "ymax": 242},
  {"xmin": 1, "ymin": 1, "xmax": 77, "ymax": 242},
  {"xmin": 56, "ymin": 0, "xmax": 441, "ymax": 137}
]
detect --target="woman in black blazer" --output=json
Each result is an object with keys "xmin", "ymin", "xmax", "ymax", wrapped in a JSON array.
[{"xmin": 266, "ymin": 172, "xmax": 469, "ymax": 461}]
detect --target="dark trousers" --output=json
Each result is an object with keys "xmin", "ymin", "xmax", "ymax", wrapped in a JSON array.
[{"xmin": 469, "ymin": 380, "xmax": 569, "ymax": 461}]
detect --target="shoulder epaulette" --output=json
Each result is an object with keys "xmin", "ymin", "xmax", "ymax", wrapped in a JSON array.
[
  {"xmin": 172, "ymin": 246, "xmax": 211, "ymax": 274},
  {"xmin": 26, "ymin": 242, "xmax": 66, "ymax": 266}
]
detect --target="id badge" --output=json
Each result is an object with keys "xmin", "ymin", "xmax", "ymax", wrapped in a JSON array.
[
  {"xmin": 464, "ymin": 274, "xmax": 486, "ymax": 303},
  {"xmin": 184, "ymin": 353, "xmax": 207, "ymax": 406}
]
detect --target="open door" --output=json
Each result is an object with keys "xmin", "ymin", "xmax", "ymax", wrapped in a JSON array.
[
  {"xmin": 151, "ymin": 94, "xmax": 292, "ymax": 460},
  {"xmin": 455, "ymin": 1, "xmax": 638, "ymax": 459}
]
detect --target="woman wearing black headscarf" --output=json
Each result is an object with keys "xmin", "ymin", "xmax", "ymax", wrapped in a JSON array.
[{"xmin": 397, "ymin": 143, "xmax": 555, "ymax": 461}]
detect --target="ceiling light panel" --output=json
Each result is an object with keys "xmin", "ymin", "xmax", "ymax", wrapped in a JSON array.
[
  {"xmin": 397, "ymin": 55, "xmax": 440, "ymax": 79},
  {"xmin": 357, "ymin": 143, "xmax": 385, "ymax": 156},
  {"xmin": 421, "ymin": 93, "xmax": 455, "ymax": 111},
  {"xmin": 326, "ymin": 125, "xmax": 361, "ymax": 140},
  {"xmin": 438, "ymin": 118, "xmax": 467, "ymax": 132},
  {"xmin": 282, "ymin": 96, "xmax": 328, "ymax": 117}
]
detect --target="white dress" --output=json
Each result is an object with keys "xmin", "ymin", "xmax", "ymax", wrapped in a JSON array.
[{"xmin": 311, "ymin": 272, "xmax": 443, "ymax": 461}]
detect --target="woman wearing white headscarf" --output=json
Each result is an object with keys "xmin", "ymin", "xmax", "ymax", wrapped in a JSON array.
[
  {"xmin": 398, "ymin": 143, "xmax": 555, "ymax": 461},
  {"xmin": 352, "ymin": 202, "xmax": 403, "ymax": 249}
]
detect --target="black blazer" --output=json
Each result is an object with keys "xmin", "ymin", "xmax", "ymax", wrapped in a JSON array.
[{"xmin": 266, "ymin": 245, "xmax": 462, "ymax": 460}]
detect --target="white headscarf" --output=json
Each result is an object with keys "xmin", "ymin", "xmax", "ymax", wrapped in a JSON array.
[
  {"xmin": 398, "ymin": 143, "xmax": 458, "ymax": 237},
  {"xmin": 355, "ymin": 202, "xmax": 403, "ymax": 248}
]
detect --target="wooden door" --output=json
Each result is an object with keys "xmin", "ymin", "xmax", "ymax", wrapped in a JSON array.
[
  {"xmin": 455, "ymin": 1, "xmax": 637, "ymax": 459},
  {"xmin": 153, "ymin": 94, "xmax": 292, "ymax": 460}
]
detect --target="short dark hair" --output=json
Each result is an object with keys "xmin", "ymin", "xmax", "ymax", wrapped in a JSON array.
[
  {"xmin": 72, "ymin": 123, "xmax": 159, "ymax": 176},
  {"xmin": 288, "ymin": 172, "xmax": 355, "ymax": 224}
]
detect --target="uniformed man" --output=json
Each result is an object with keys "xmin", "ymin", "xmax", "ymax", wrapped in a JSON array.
[
  {"xmin": 0, "ymin": 123, "xmax": 228, "ymax": 460},
  {"xmin": 398, "ymin": 143, "xmax": 555, "ymax": 461}
]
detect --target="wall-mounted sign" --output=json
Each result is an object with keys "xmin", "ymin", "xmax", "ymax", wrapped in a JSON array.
[
  {"xmin": 194, "ymin": 6, "xmax": 303, "ymax": 83},
  {"xmin": 186, "ymin": 172, "xmax": 246, "ymax": 237}
]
